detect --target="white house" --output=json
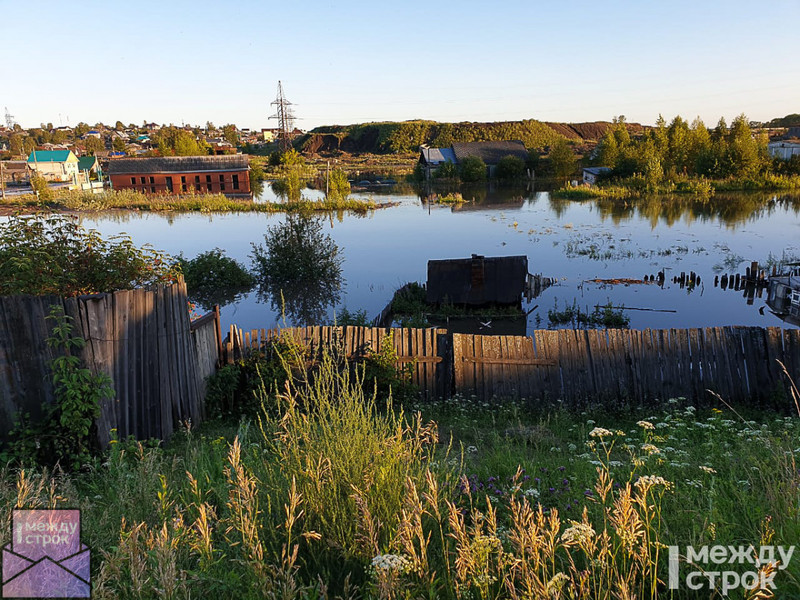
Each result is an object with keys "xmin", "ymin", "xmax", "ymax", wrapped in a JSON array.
[
  {"xmin": 768, "ymin": 140, "xmax": 800, "ymax": 161},
  {"xmin": 582, "ymin": 167, "xmax": 611, "ymax": 185},
  {"xmin": 27, "ymin": 150, "xmax": 80, "ymax": 182}
]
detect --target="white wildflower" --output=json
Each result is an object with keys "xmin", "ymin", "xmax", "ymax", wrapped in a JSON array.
[
  {"xmin": 637, "ymin": 420, "xmax": 655, "ymax": 431},
  {"xmin": 589, "ymin": 427, "xmax": 613, "ymax": 438},
  {"xmin": 561, "ymin": 523, "xmax": 595, "ymax": 545},
  {"xmin": 699, "ymin": 465, "xmax": 716, "ymax": 475}
]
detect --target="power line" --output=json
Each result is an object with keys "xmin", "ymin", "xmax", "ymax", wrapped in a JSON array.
[{"xmin": 269, "ymin": 81, "xmax": 296, "ymax": 152}]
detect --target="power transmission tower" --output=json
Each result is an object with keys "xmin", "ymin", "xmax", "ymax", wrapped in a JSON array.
[
  {"xmin": 4, "ymin": 107, "xmax": 15, "ymax": 129},
  {"xmin": 269, "ymin": 81, "xmax": 296, "ymax": 153}
]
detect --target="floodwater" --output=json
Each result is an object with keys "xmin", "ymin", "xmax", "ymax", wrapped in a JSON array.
[{"xmin": 69, "ymin": 185, "xmax": 800, "ymax": 334}]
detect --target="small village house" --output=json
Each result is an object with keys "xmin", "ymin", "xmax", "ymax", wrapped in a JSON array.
[
  {"xmin": 0, "ymin": 160, "xmax": 30, "ymax": 184},
  {"xmin": 582, "ymin": 166, "xmax": 612, "ymax": 185},
  {"xmin": 419, "ymin": 140, "xmax": 529, "ymax": 178},
  {"xmin": 27, "ymin": 150, "xmax": 80, "ymax": 182},
  {"xmin": 107, "ymin": 155, "xmax": 251, "ymax": 196}
]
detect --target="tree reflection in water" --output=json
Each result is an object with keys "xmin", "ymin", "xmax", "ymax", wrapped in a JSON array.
[{"xmin": 250, "ymin": 214, "xmax": 344, "ymax": 325}]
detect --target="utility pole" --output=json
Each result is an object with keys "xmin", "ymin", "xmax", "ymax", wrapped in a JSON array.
[
  {"xmin": 1, "ymin": 162, "xmax": 5, "ymax": 200},
  {"xmin": 269, "ymin": 81, "xmax": 296, "ymax": 153}
]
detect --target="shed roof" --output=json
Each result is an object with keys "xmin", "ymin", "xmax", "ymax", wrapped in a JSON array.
[
  {"xmin": 450, "ymin": 141, "xmax": 528, "ymax": 165},
  {"xmin": 426, "ymin": 254, "xmax": 528, "ymax": 306},
  {"xmin": 107, "ymin": 155, "xmax": 250, "ymax": 175},
  {"xmin": 583, "ymin": 167, "xmax": 612, "ymax": 175}
]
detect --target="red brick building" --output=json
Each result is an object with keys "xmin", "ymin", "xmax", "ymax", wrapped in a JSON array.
[{"xmin": 107, "ymin": 155, "xmax": 251, "ymax": 196}]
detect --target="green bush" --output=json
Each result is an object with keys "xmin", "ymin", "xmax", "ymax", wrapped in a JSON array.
[
  {"xmin": 495, "ymin": 154, "xmax": 526, "ymax": 180},
  {"xmin": 1, "ymin": 305, "xmax": 114, "ymax": 470},
  {"xmin": 433, "ymin": 161, "xmax": 458, "ymax": 179},
  {"xmin": 177, "ymin": 248, "xmax": 254, "ymax": 310},
  {"xmin": 458, "ymin": 155, "xmax": 487, "ymax": 182},
  {"xmin": 0, "ymin": 214, "xmax": 179, "ymax": 296}
]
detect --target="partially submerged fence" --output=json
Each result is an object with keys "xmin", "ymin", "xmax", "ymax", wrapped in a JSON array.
[
  {"xmin": 226, "ymin": 323, "xmax": 800, "ymax": 408},
  {"xmin": 225, "ymin": 324, "xmax": 450, "ymax": 400},
  {"xmin": 453, "ymin": 327, "xmax": 800, "ymax": 407},
  {"xmin": 0, "ymin": 280, "xmax": 220, "ymax": 446}
]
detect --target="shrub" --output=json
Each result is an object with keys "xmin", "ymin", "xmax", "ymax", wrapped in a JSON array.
[
  {"xmin": 433, "ymin": 161, "xmax": 458, "ymax": 179},
  {"xmin": 458, "ymin": 156, "xmax": 487, "ymax": 182},
  {"xmin": 0, "ymin": 214, "xmax": 179, "ymax": 296},
  {"xmin": 1, "ymin": 306, "xmax": 114, "ymax": 470},
  {"xmin": 495, "ymin": 154, "xmax": 526, "ymax": 180},
  {"xmin": 177, "ymin": 248, "xmax": 254, "ymax": 310}
]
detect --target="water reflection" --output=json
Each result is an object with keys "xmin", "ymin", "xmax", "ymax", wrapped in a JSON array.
[{"xmin": 250, "ymin": 214, "xmax": 344, "ymax": 325}]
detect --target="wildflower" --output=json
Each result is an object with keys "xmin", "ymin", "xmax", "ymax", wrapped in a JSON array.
[
  {"xmin": 699, "ymin": 465, "xmax": 717, "ymax": 474},
  {"xmin": 641, "ymin": 443, "xmax": 660, "ymax": 455},
  {"xmin": 589, "ymin": 427, "xmax": 613, "ymax": 438},
  {"xmin": 466, "ymin": 445, "xmax": 478, "ymax": 454},
  {"xmin": 637, "ymin": 420, "xmax": 655, "ymax": 431},
  {"xmin": 546, "ymin": 572, "xmax": 570, "ymax": 596},
  {"xmin": 371, "ymin": 553, "xmax": 411, "ymax": 574},
  {"xmin": 635, "ymin": 475, "xmax": 672, "ymax": 490},
  {"xmin": 524, "ymin": 488, "xmax": 540, "ymax": 499},
  {"xmin": 561, "ymin": 522, "xmax": 595, "ymax": 545}
]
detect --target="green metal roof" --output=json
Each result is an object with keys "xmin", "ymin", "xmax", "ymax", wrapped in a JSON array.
[
  {"xmin": 27, "ymin": 150, "xmax": 76, "ymax": 163},
  {"xmin": 77, "ymin": 156, "xmax": 97, "ymax": 171}
]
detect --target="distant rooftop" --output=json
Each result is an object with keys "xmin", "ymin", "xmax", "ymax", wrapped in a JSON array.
[{"xmin": 107, "ymin": 154, "xmax": 250, "ymax": 174}]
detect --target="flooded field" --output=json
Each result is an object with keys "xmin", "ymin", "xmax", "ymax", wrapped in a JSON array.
[{"xmin": 71, "ymin": 186, "xmax": 800, "ymax": 334}]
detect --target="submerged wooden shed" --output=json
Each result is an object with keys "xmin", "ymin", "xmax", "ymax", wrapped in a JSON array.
[{"xmin": 426, "ymin": 254, "xmax": 528, "ymax": 306}]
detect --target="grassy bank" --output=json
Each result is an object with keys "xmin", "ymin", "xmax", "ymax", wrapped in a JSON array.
[
  {"xmin": 553, "ymin": 173, "xmax": 800, "ymax": 200},
  {"xmin": 0, "ymin": 188, "xmax": 382, "ymax": 214},
  {"xmin": 2, "ymin": 341, "xmax": 799, "ymax": 598}
]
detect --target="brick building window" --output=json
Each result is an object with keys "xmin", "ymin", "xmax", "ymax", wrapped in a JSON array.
[
  {"xmin": 233, "ymin": 174, "xmax": 240, "ymax": 190},
  {"xmin": 130, "ymin": 177, "xmax": 136, "ymax": 185},
  {"xmin": 219, "ymin": 173, "xmax": 225, "ymax": 191},
  {"xmin": 181, "ymin": 175, "xmax": 187, "ymax": 192},
  {"xmin": 140, "ymin": 177, "xmax": 146, "ymax": 184}
]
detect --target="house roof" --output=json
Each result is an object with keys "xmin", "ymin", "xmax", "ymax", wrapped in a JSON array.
[
  {"xmin": 107, "ymin": 155, "xmax": 250, "ymax": 175},
  {"xmin": 450, "ymin": 140, "xmax": 528, "ymax": 165},
  {"xmin": 420, "ymin": 147, "xmax": 457, "ymax": 164},
  {"xmin": 583, "ymin": 167, "xmax": 612, "ymax": 175},
  {"xmin": 27, "ymin": 150, "xmax": 76, "ymax": 163},
  {"xmin": 77, "ymin": 156, "xmax": 98, "ymax": 171},
  {"xmin": 426, "ymin": 254, "xmax": 528, "ymax": 306}
]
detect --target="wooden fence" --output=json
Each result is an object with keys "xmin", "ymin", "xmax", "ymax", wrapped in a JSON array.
[
  {"xmin": 453, "ymin": 327, "xmax": 800, "ymax": 408},
  {"xmin": 0, "ymin": 280, "xmax": 220, "ymax": 446},
  {"xmin": 225, "ymin": 325, "xmax": 450, "ymax": 400}
]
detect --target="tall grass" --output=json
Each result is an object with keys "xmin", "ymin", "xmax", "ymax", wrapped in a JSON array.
[
  {"xmin": 2, "ymin": 353, "xmax": 799, "ymax": 597},
  {"xmin": 1, "ymin": 188, "xmax": 380, "ymax": 214}
]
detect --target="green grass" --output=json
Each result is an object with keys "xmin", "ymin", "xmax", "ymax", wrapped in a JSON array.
[
  {"xmin": 2, "ymin": 348, "xmax": 799, "ymax": 598},
  {"xmin": 1, "ymin": 188, "xmax": 381, "ymax": 214}
]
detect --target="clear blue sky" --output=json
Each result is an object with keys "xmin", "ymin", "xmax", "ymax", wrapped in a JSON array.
[{"xmin": 2, "ymin": 0, "xmax": 798, "ymax": 130}]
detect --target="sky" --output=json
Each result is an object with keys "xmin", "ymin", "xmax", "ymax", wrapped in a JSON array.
[{"xmin": 2, "ymin": 0, "xmax": 798, "ymax": 131}]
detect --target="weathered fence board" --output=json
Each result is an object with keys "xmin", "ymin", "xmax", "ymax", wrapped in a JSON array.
[
  {"xmin": 225, "ymin": 325, "xmax": 449, "ymax": 400},
  {"xmin": 453, "ymin": 327, "xmax": 800, "ymax": 409},
  {"xmin": 0, "ymin": 280, "xmax": 218, "ymax": 446}
]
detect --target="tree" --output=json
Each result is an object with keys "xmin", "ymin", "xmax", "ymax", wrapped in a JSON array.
[
  {"xmin": 327, "ymin": 168, "xmax": 351, "ymax": 199},
  {"xmin": 495, "ymin": 155, "xmax": 526, "ymax": 180},
  {"xmin": 433, "ymin": 160, "xmax": 458, "ymax": 179},
  {"xmin": 29, "ymin": 173, "xmax": 54, "ymax": 201},
  {"xmin": 74, "ymin": 122, "xmax": 90, "ymax": 137},
  {"xmin": 8, "ymin": 134, "xmax": 24, "ymax": 156},
  {"xmin": 250, "ymin": 215, "xmax": 343, "ymax": 325},
  {"xmin": 112, "ymin": 137, "xmax": 126, "ymax": 152},
  {"xmin": 458, "ymin": 155, "xmax": 487, "ymax": 182},
  {"xmin": 222, "ymin": 124, "xmax": 240, "ymax": 146},
  {"xmin": 549, "ymin": 139, "xmax": 576, "ymax": 180},
  {"xmin": 83, "ymin": 136, "xmax": 104, "ymax": 155},
  {"xmin": 115, "ymin": 121, "xmax": 125, "ymax": 131}
]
